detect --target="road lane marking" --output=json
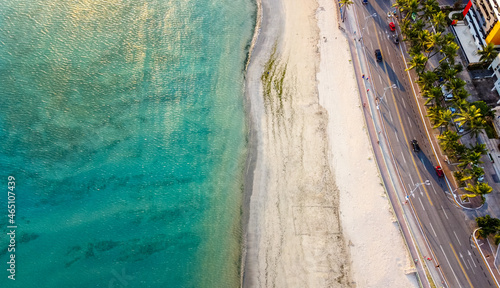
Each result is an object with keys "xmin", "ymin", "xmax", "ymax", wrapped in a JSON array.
[
  {"xmin": 402, "ymin": 98, "xmax": 406, "ymax": 109},
  {"xmin": 468, "ymin": 260, "xmax": 476, "ymax": 274},
  {"xmin": 408, "ymin": 173, "xmax": 414, "ymax": 185},
  {"xmin": 430, "ymin": 182, "xmax": 437, "ymax": 195},
  {"xmin": 387, "ymin": 48, "xmax": 391, "ymax": 57},
  {"xmin": 449, "ymin": 243, "xmax": 474, "ymax": 287},
  {"xmin": 440, "ymin": 245, "xmax": 463, "ymax": 288},
  {"xmin": 401, "ymin": 151, "xmax": 406, "ymax": 164},
  {"xmin": 397, "ymin": 79, "xmax": 401, "ymax": 89},
  {"xmin": 429, "ymin": 222, "xmax": 437, "ymax": 237},
  {"xmin": 395, "ymin": 132, "xmax": 399, "ymax": 142},
  {"xmin": 379, "ymin": 74, "xmax": 382, "ymax": 85},
  {"xmin": 408, "ymin": 116, "xmax": 412, "ymax": 128},
  {"xmin": 418, "ymin": 197, "xmax": 425, "ymax": 211},
  {"xmin": 441, "ymin": 205, "xmax": 449, "ymax": 219},
  {"xmin": 389, "ymin": 111, "xmax": 393, "ymax": 122},
  {"xmin": 370, "ymin": 42, "xmax": 373, "ymax": 51},
  {"xmin": 468, "ymin": 251, "xmax": 477, "ymax": 268},
  {"xmin": 454, "ymin": 231, "xmax": 462, "ymax": 246}
]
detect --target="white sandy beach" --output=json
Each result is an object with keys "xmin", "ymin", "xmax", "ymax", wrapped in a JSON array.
[{"xmin": 243, "ymin": 0, "xmax": 418, "ymax": 286}]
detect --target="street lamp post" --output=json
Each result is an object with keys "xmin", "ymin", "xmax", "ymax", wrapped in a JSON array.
[
  {"xmin": 359, "ymin": 13, "xmax": 377, "ymax": 41},
  {"xmin": 377, "ymin": 84, "xmax": 397, "ymax": 110},
  {"xmin": 406, "ymin": 180, "xmax": 431, "ymax": 200}
]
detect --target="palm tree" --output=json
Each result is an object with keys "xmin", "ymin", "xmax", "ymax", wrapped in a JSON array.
[
  {"xmin": 406, "ymin": 53, "xmax": 428, "ymax": 74},
  {"xmin": 339, "ymin": 0, "xmax": 354, "ymax": 22},
  {"xmin": 399, "ymin": 19, "xmax": 411, "ymax": 37},
  {"xmin": 422, "ymin": 0, "xmax": 440, "ymax": 21},
  {"xmin": 440, "ymin": 41, "xmax": 459, "ymax": 64},
  {"xmin": 415, "ymin": 30, "xmax": 431, "ymax": 52},
  {"xmin": 458, "ymin": 150, "xmax": 483, "ymax": 169},
  {"xmin": 440, "ymin": 66, "xmax": 458, "ymax": 83},
  {"xmin": 417, "ymin": 71, "xmax": 438, "ymax": 90},
  {"xmin": 424, "ymin": 32, "xmax": 441, "ymax": 57},
  {"xmin": 403, "ymin": 0, "xmax": 420, "ymax": 21},
  {"xmin": 427, "ymin": 106, "xmax": 442, "ymax": 125},
  {"xmin": 393, "ymin": 0, "xmax": 410, "ymax": 13},
  {"xmin": 431, "ymin": 11, "xmax": 448, "ymax": 32},
  {"xmin": 470, "ymin": 165, "xmax": 485, "ymax": 181},
  {"xmin": 446, "ymin": 78, "xmax": 466, "ymax": 94},
  {"xmin": 423, "ymin": 87, "xmax": 444, "ymax": 106},
  {"xmin": 453, "ymin": 88, "xmax": 469, "ymax": 101},
  {"xmin": 438, "ymin": 130, "xmax": 461, "ymax": 153},
  {"xmin": 434, "ymin": 109, "xmax": 453, "ymax": 132},
  {"xmin": 478, "ymin": 43, "xmax": 499, "ymax": 64},
  {"xmin": 463, "ymin": 182, "xmax": 493, "ymax": 201},
  {"xmin": 471, "ymin": 143, "xmax": 488, "ymax": 155},
  {"xmin": 455, "ymin": 105, "xmax": 486, "ymax": 137}
]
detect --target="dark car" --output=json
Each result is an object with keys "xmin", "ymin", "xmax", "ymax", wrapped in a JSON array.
[
  {"xmin": 435, "ymin": 166, "xmax": 444, "ymax": 177},
  {"xmin": 375, "ymin": 49, "xmax": 382, "ymax": 62},
  {"xmin": 392, "ymin": 34, "xmax": 399, "ymax": 44},
  {"xmin": 411, "ymin": 139, "xmax": 420, "ymax": 152},
  {"xmin": 389, "ymin": 22, "xmax": 396, "ymax": 31},
  {"xmin": 362, "ymin": 0, "xmax": 368, "ymax": 5}
]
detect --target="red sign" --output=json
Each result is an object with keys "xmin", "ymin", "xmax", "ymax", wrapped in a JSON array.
[{"xmin": 463, "ymin": 0, "xmax": 472, "ymax": 17}]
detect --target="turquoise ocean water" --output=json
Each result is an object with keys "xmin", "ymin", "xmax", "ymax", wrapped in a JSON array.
[{"xmin": 0, "ymin": 0, "xmax": 254, "ymax": 287}]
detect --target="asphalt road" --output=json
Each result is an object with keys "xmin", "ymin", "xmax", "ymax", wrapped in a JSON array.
[{"xmin": 351, "ymin": 0, "xmax": 497, "ymax": 287}]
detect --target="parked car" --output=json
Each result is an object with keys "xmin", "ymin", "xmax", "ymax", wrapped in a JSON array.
[
  {"xmin": 363, "ymin": 0, "xmax": 368, "ymax": 5},
  {"xmin": 435, "ymin": 166, "xmax": 444, "ymax": 177},
  {"xmin": 411, "ymin": 139, "xmax": 420, "ymax": 152},
  {"xmin": 389, "ymin": 22, "xmax": 396, "ymax": 31},
  {"xmin": 375, "ymin": 49, "xmax": 382, "ymax": 62}
]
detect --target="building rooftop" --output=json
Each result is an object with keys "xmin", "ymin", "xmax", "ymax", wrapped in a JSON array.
[{"xmin": 453, "ymin": 21, "xmax": 483, "ymax": 63}]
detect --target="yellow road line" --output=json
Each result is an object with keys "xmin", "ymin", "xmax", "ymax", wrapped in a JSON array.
[
  {"xmin": 372, "ymin": 24, "xmax": 433, "ymax": 206},
  {"xmin": 449, "ymin": 243, "xmax": 474, "ymax": 288}
]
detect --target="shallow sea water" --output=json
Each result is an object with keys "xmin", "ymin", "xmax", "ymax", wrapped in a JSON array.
[{"xmin": 0, "ymin": 0, "xmax": 254, "ymax": 287}]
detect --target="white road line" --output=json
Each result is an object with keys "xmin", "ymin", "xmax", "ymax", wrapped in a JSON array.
[
  {"xmin": 408, "ymin": 173, "xmax": 414, "ymax": 185},
  {"xmin": 395, "ymin": 132, "xmax": 399, "ymax": 142},
  {"xmin": 462, "ymin": 254, "xmax": 469, "ymax": 270},
  {"xmin": 441, "ymin": 205, "xmax": 449, "ymax": 219},
  {"xmin": 440, "ymin": 245, "xmax": 463, "ymax": 288},
  {"xmin": 402, "ymin": 98, "xmax": 406, "ymax": 109},
  {"xmin": 418, "ymin": 197, "xmax": 425, "ymax": 211},
  {"xmin": 429, "ymin": 222, "xmax": 437, "ymax": 237},
  {"xmin": 454, "ymin": 231, "xmax": 462, "ymax": 246},
  {"xmin": 468, "ymin": 251, "xmax": 477, "ymax": 268},
  {"xmin": 468, "ymin": 260, "xmax": 476, "ymax": 274},
  {"xmin": 397, "ymin": 79, "xmax": 401, "ymax": 89},
  {"xmin": 387, "ymin": 48, "xmax": 391, "ymax": 57},
  {"xmin": 370, "ymin": 42, "xmax": 373, "ymax": 51},
  {"xmin": 378, "ymin": 74, "xmax": 382, "ymax": 85},
  {"xmin": 389, "ymin": 111, "xmax": 393, "ymax": 122},
  {"xmin": 407, "ymin": 116, "xmax": 412, "ymax": 128},
  {"xmin": 431, "ymin": 182, "xmax": 437, "ymax": 195},
  {"xmin": 401, "ymin": 151, "xmax": 406, "ymax": 164}
]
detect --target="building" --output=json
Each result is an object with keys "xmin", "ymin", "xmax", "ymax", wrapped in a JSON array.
[{"xmin": 463, "ymin": 0, "xmax": 500, "ymax": 49}]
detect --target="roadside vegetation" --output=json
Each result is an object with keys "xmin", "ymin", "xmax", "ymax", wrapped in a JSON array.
[
  {"xmin": 476, "ymin": 215, "xmax": 500, "ymax": 244},
  {"xmin": 394, "ymin": 0, "xmax": 498, "ymax": 203}
]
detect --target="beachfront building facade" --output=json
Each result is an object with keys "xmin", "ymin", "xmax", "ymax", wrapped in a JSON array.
[
  {"xmin": 462, "ymin": 0, "xmax": 500, "ymax": 50},
  {"xmin": 488, "ymin": 53, "xmax": 500, "ymax": 95}
]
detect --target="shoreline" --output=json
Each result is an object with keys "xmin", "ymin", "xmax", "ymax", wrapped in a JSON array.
[{"xmin": 241, "ymin": 0, "xmax": 285, "ymax": 285}]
